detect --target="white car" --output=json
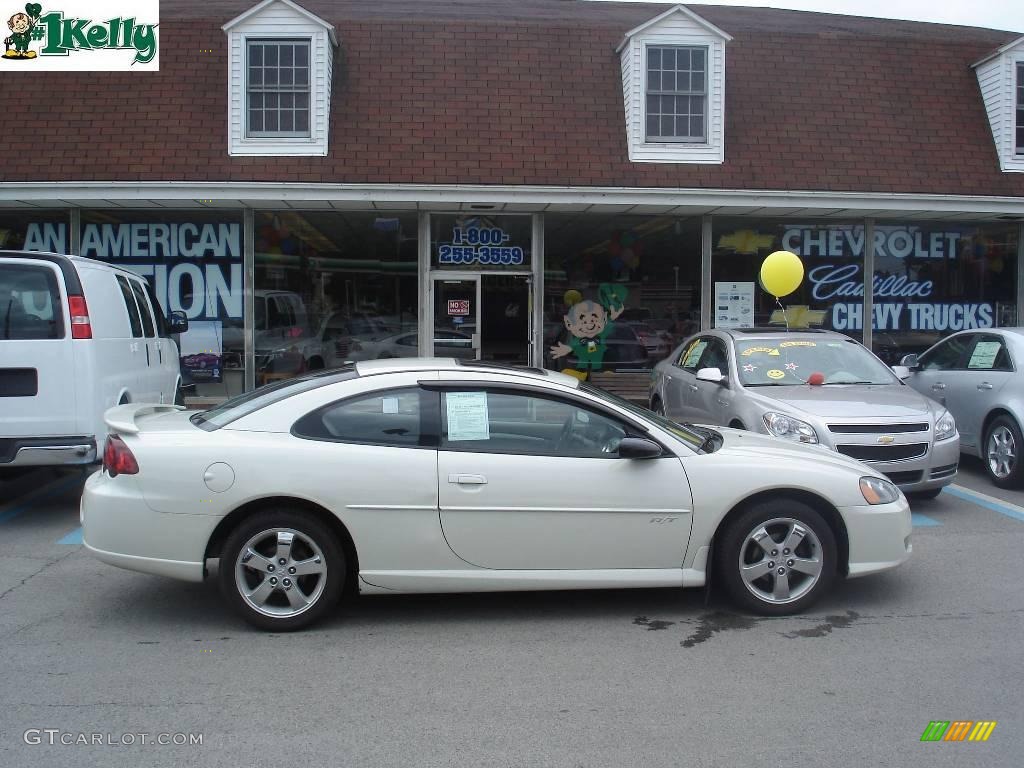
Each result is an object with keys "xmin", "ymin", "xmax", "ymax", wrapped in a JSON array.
[
  {"xmin": 1, "ymin": 250, "xmax": 186, "ymax": 469},
  {"xmin": 82, "ymin": 359, "xmax": 912, "ymax": 630}
]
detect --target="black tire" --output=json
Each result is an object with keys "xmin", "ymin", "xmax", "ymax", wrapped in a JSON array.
[
  {"xmin": 219, "ymin": 509, "xmax": 345, "ymax": 631},
  {"xmin": 908, "ymin": 488, "xmax": 942, "ymax": 501},
  {"xmin": 716, "ymin": 498, "xmax": 837, "ymax": 616},
  {"xmin": 984, "ymin": 415, "xmax": 1024, "ymax": 489}
]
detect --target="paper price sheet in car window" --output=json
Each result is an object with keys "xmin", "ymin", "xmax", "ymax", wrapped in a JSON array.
[
  {"xmin": 446, "ymin": 391, "xmax": 490, "ymax": 441},
  {"xmin": 968, "ymin": 341, "xmax": 1001, "ymax": 370}
]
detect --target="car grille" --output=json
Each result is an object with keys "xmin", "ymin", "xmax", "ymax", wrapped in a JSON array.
[
  {"xmin": 885, "ymin": 470, "xmax": 923, "ymax": 485},
  {"xmin": 836, "ymin": 443, "xmax": 929, "ymax": 462},
  {"xmin": 827, "ymin": 423, "xmax": 928, "ymax": 433},
  {"xmin": 930, "ymin": 463, "xmax": 958, "ymax": 480}
]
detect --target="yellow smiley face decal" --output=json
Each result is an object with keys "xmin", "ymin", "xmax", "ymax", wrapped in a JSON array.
[{"xmin": 767, "ymin": 369, "xmax": 785, "ymax": 380}]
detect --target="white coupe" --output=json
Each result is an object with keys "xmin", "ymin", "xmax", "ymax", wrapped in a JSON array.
[{"xmin": 82, "ymin": 359, "xmax": 912, "ymax": 630}]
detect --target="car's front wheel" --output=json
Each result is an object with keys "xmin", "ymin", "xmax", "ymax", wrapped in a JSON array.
[
  {"xmin": 219, "ymin": 509, "xmax": 345, "ymax": 631},
  {"xmin": 984, "ymin": 415, "xmax": 1024, "ymax": 489},
  {"xmin": 717, "ymin": 499, "xmax": 837, "ymax": 615}
]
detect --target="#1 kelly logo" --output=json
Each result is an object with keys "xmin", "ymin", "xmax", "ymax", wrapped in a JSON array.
[{"xmin": 3, "ymin": 1, "xmax": 158, "ymax": 68}]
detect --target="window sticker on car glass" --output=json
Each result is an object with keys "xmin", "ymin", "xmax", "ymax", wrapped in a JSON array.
[
  {"xmin": 741, "ymin": 346, "xmax": 780, "ymax": 357},
  {"xmin": 779, "ymin": 341, "xmax": 816, "ymax": 348},
  {"xmin": 446, "ymin": 391, "xmax": 490, "ymax": 441},
  {"xmin": 968, "ymin": 341, "xmax": 1002, "ymax": 370},
  {"xmin": 682, "ymin": 341, "xmax": 707, "ymax": 368},
  {"xmin": 767, "ymin": 369, "xmax": 785, "ymax": 380},
  {"xmin": 382, "ymin": 396, "xmax": 399, "ymax": 414}
]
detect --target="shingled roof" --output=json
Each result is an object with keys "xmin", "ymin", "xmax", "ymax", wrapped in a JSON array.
[{"xmin": 2, "ymin": 0, "xmax": 1022, "ymax": 197}]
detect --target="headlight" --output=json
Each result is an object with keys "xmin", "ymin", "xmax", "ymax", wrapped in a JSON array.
[
  {"xmin": 935, "ymin": 410, "xmax": 956, "ymax": 442},
  {"xmin": 860, "ymin": 476, "xmax": 901, "ymax": 505},
  {"xmin": 763, "ymin": 412, "xmax": 819, "ymax": 444}
]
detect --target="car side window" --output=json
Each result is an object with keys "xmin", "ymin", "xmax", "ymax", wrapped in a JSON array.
[
  {"xmin": 965, "ymin": 335, "xmax": 1014, "ymax": 372},
  {"xmin": 698, "ymin": 338, "xmax": 728, "ymax": 372},
  {"xmin": 678, "ymin": 337, "xmax": 709, "ymax": 372},
  {"xmin": 129, "ymin": 279, "xmax": 156, "ymax": 338},
  {"xmin": 919, "ymin": 335, "xmax": 972, "ymax": 371},
  {"xmin": 143, "ymin": 280, "xmax": 169, "ymax": 337},
  {"xmin": 293, "ymin": 387, "xmax": 434, "ymax": 448},
  {"xmin": 441, "ymin": 390, "xmax": 629, "ymax": 459},
  {"xmin": 115, "ymin": 275, "xmax": 143, "ymax": 338}
]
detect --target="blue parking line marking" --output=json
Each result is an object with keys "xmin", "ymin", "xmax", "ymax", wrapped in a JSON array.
[
  {"xmin": 58, "ymin": 527, "xmax": 83, "ymax": 545},
  {"xmin": 0, "ymin": 474, "xmax": 85, "ymax": 525},
  {"xmin": 911, "ymin": 513, "xmax": 941, "ymax": 527},
  {"xmin": 945, "ymin": 485, "xmax": 1024, "ymax": 523}
]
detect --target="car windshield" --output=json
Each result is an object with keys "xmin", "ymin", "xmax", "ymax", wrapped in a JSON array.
[
  {"xmin": 580, "ymin": 382, "xmax": 708, "ymax": 450},
  {"xmin": 734, "ymin": 337, "xmax": 897, "ymax": 387}
]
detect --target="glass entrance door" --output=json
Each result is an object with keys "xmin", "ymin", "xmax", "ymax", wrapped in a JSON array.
[
  {"xmin": 432, "ymin": 276, "xmax": 480, "ymax": 359},
  {"xmin": 480, "ymin": 274, "xmax": 531, "ymax": 366}
]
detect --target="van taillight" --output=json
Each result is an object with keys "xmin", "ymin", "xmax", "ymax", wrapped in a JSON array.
[
  {"xmin": 103, "ymin": 435, "xmax": 138, "ymax": 477},
  {"xmin": 68, "ymin": 295, "xmax": 92, "ymax": 339}
]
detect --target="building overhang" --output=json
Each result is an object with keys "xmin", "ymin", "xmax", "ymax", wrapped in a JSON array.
[{"xmin": 1, "ymin": 182, "xmax": 1023, "ymax": 222}]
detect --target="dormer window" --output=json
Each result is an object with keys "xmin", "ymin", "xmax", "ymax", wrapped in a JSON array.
[
  {"xmin": 247, "ymin": 39, "xmax": 311, "ymax": 138},
  {"xmin": 973, "ymin": 35, "xmax": 1024, "ymax": 172},
  {"xmin": 223, "ymin": 0, "xmax": 337, "ymax": 157},
  {"xmin": 1017, "ymin": 62, "xmax": 1023, "ymax": 154},
  {"xmin": 617, "ymin": 5, "xmax": 731, "ymax": 165},
  {"xmin": 646, "ymin": 45, "xmax": 707, "ymax": 143}
]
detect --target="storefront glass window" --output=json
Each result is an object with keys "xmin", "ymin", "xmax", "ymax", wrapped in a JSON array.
[
  {"xmin": 0, "ymin": 212, "xmax": 70, "ymax": 253},
  {"xmin": 254, "ymin": 211, "xmax": 418, "ymax": 384},
  {"xmin": 430, "ymin": 214, "xmax": 532, "ymax": 271},
  {"xmin": 543, "ymin": 215, "xmax": 702, "ymax": 376},
  {"xmin": 79, "ymin": 211, "xmax": 244, "ymax": 400},
  {"xmin": 871, "ymin": 221, "xmax": 1018, "ymax": 363},
  {"xmin": 712, "ymin": 218, "xmax": 865, "ymax": 343}
]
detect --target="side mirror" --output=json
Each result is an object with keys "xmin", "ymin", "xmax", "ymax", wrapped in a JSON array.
[
  {"xmin": 891, "ymin": 365, "xmax": 911, "ymax": 380},
  {"xmin": 617, "ymin": 437, "xmax": 663, "ymax": 459},
  {"xmin": 899, "ymin": 353, "xmax": 920, "ymax": 370},
  {"xmin": 167, "ymin": 311, "xmax": 189, "ymax": 335},
  {"xmin": 696, "ymin": 367, "xmax": 725, "ymax": 384}
]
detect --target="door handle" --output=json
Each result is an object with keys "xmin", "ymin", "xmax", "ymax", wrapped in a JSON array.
[
  {"xmin": 931, "ymin": 383, "xmax": 945, "ymax": 390},
  {"xmin": 977, "ymin": 382, "xmax": 993, "ymax": 391},
  {"xmin": 688, "ymin": 384, "xmax": 698, "ymax": 392},
  {"xmin": 448, "ymin": 473, "xmax": 487, "ymax": 485}
]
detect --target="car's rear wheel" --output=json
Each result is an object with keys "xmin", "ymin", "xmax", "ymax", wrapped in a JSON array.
[
  {"xmin": 984, "ymin": 415, "xmax": 1024, "ymax": 488},
  {"xmin": 717, "ymin": 499, "xmax": 837, "ymax": 615},
  {"xmin": 219, "ymin": 509, "xmax": 344, "ymax": 631}
]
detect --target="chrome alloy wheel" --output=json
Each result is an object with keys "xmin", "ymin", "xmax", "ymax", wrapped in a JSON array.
[
  {"xmin": 234, "ymin": 528, "xmax": 327, "ymax": 618},
  {"xmin": 738, "ymin": 517, "xmax": 823, "ymax": 605},
  {"xmin": 987, "ymin": 425, "xmax": 1017, "ymax": 480}
]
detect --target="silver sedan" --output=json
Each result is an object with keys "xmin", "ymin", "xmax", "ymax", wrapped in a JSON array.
[
  {"xmin": 901, "ymin": 328, "xmax": 1024, "ymax": 488},
  {"xmin": 650, "ymin": 328, "xmax": 960, "ymax": 498}
]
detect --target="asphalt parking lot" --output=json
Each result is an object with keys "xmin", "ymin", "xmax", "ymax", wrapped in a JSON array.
[{"xmin": 0, "ymin": 461, "xmax": 1021, "ymax": 768}]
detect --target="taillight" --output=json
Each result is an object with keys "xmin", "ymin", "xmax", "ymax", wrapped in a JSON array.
[
  {"xmin": 68, "ymin": 295, "xmax": 92, "ymax": 339},
  {"xmin": 103, "ymin": 434, "xmax": 139, "ymax": 477}
]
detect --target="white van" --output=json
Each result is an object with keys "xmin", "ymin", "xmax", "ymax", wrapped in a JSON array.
[{"xmin": 0, "ymin": 250, "xmax": 187, "ymax": 468}]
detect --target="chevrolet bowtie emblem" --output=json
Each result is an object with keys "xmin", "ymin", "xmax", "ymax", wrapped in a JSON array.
[{"xmin": 877, "ymin": 436, "xmax": 895, "ymax": 444}]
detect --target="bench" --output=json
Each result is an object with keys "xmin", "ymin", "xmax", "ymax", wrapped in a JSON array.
[{"xmin": 587, "ymin": 371, "xmax": 652, "ymax": 407}]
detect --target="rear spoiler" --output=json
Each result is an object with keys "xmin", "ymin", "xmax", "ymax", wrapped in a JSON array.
[{"xmin": 104, "ymin": 403, "xmax": 185, "ymax": 435}]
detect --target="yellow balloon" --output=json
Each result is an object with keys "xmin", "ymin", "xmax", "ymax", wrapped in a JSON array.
[
  {"xmin": 564, "ymin": 289, "xmax": 583, "ymax": 306},
  {"xmin": 759, "ymin": 250, "xmax": 804, "ymax": 298}
]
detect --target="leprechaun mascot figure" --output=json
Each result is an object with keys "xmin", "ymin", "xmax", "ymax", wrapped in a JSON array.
[{"xmin": 4, "ymin": 3, "xmax": 42, "ymax": 59}]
